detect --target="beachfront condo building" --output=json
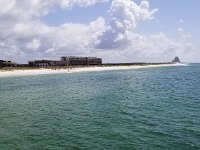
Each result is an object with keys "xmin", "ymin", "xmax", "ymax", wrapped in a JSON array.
[
  {"xmin": 0, "ymin": 60, "xmax": 16, "ymax": 67},
  {"xmin": 29, "ymin": 56, "xmax": 102, "ymax": 67},
  {"xmin": 61, "ymin": 56, "xmax": 102, "ymax": 66}
]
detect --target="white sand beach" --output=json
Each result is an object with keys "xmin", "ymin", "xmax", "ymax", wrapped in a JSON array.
[{"xmin": 0, "ymin": 63, "xmax": 187, "ymax": 78}]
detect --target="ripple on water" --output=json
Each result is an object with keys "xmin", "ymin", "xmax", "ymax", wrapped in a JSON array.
[{"xmin": 0, "ymin": 65, "xmax": 200, "ymax": 149}]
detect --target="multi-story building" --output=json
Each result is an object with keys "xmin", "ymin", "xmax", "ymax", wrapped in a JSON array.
[
  {"xmin": 61, "ymin": 56, "xmax": 102, "ymax": 66},
  {"xmin": 54, "ymin": 60, "xmax": 69, "ymax": 66},
  {"xmin": 87, "ymin": 57, "xmax": 102, "ymax": 65},
  {"xmin": 69, "ymin": 57, "xmax": 88, "ymax": 66},
  {"xmin": 29, "ymin": 60, "xmax": 55, "ymax": 67},
  {"xmin": 29, "ymin": 59, "xmax": 69, "ymax": 67},
  {"xmin": 29, "ymin": 56, "xmax": 102, "ymax": 67},
  {"xmin": 0, "ymin": 60, "xmax": 16, "ymax": 67}
]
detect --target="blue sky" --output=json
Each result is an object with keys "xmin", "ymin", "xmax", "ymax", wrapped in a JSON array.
[
  {"xmin": 43, "ymin": 2, "xmax": 111, "ymax": 25},
  {"xmin": 0, "ymin": 0, "xmax": 199, "ymax": 63}
]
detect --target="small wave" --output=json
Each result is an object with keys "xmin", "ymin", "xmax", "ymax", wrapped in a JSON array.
[
  {"xmin": 181, "ymin": 63, "xmax": 190, "ymax": 66},
  {"xmin": 171, "ymin": 63, "xmax": 190, "ymax": 66}
]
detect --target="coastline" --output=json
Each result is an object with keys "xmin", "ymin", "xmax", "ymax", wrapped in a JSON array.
[{"xmin": 0, "ymin": 63, "xmax": 186, "ymax": 78}]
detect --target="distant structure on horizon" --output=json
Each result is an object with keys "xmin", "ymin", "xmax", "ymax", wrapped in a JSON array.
[
  {"xmin": 29, "ymin": 56, "xmax": 102, "ymax": 67},
  {"xmin": 0, "ymin": 60, "xmax": 16, "ymax": 67},
  {"xmin": 172, "ymin": 56, "xmax": 181, "ymax": 63}
]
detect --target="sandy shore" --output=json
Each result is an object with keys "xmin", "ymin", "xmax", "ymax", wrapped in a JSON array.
[{"xmin": 0, "ymin": 64, "xmax": 187, "ymax": 78}]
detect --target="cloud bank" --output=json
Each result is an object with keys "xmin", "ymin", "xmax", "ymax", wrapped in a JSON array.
[
  {"xmin": 96, "ymin": 0, "xmax": 158, "ymax": 49},
  {"xmin": 0, "ymin": 0, "xmax": 197, "ymax": 63}
]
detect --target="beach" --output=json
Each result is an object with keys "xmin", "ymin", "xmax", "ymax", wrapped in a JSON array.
[{"xmin": 0, "ymin": 63, "xmax": 185, "ymax": 77}]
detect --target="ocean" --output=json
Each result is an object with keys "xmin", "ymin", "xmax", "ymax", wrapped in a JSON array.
[{"xmin": 0, "ymin": 64, "xmax": 200, "ymax": 150}]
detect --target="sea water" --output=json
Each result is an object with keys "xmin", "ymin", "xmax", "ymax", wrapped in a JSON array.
[{"xmin": 0, "ymin": 64, "xmax": 200, "ymax": 150}]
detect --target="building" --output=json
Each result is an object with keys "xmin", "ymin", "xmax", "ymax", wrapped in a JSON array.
[
  {"xmin": 172, "ymin": 57, "xmax": 181, "ymax": 63},
  {"xmin": 68, "ymin": 57, "xmax": 88, "ymax": 66},
  {"xmin": 61, "ymin": 56, "xmax": 102, "ymax": 66},
  {"xmin": 29, "ymin": 56, "xmax": 102, "ymax": 67},
  {"xmin": 29, "ymin": 60, "xmax": 55, "ymax": 67},
  {"xmin": 87, "ymin": 57, "xmax": 102, "ymax": 65},
  {"xmin": 61, "ymin": 57, "xmax": 70, "ymax": 63},
  {"xmin": 61, "ymin": 56, "xmax": 88, "ymax": 65},
  {"xmin": 54, "ymin": 60, "xmax": 69, "ymax": 66},
  {"xmin": 0, "ymin": 60, "xmax": 16, "ymax": 67}
]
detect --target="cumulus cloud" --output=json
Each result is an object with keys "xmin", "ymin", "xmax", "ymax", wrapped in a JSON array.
[
  {"xmin": 58, "ymin": 0, "xmax": 110, "ymax": 9},
  {"xmin": 26, "ymin": 39, "xmax": 41, "ymax": 51},
  {"xmin": 0, "ymin": 0, "xmax": 108, "ymax": 62},
  {"xmin": 43, "ymin": 17, "xmax": 106, "ymax": 56},
  {"xmin": 95, "ymin": 31, "xmax": 195, "ymax": 63},
  {"xmin": 96, "ymin": 0, "xmax": 158, "ymax": 49},
  {"xmin": 0, "ymin": 0, "xmax": 197, "ymax": 63},
  {"xmin": 94, "ymin": 0, "xmax": 196, "ymax": 62}
]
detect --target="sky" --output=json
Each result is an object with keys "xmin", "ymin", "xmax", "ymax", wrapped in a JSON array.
[{"xmin": 0, "ymin": 0, "xmax": 199, "ymax": 63}]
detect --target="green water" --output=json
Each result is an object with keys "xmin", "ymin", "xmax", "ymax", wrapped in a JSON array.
[{"xmin": 0, "ymin": 64, "xmax": 200, "ymax": 150}]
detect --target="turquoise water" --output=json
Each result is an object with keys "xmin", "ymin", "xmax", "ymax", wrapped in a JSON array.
[{"xmin": 0, "ymin": 64, "xmax": 200, "ymax": 150}]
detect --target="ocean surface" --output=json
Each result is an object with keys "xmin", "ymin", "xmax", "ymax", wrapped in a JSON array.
[{"xmin": 0, "ymin": 64, "xmax": 200, "ymax": 150}]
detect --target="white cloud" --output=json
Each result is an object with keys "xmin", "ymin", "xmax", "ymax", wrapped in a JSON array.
[
  {"xmin": 96, "ymin": 0, "xmax": 158, "ymax": 49},
  {"xmin": 0, "ymin": 0, "xmax": 198, "ymax": 63},
  {"xmin": 58, "ymin": 0, "xmax": 110, "ymax": 9},
  {"xmin": 94, "ymin": 31, "xmax": 195, "ymax": 63},
  {"xmin": 0, "ymin": 0, "xmax": 108, "ymax": 62},
  {"xmin": 26, "ymin": 39, "xmax": 41, "ymax": 51},
  {"xmin": 94, "ymin": 0, "xmax": 197, "ymax": 62}
]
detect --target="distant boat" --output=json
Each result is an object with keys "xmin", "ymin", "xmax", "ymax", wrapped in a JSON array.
[{"xmin": 172, "ymin": 56, "xmax": 181, "ymax": 63}]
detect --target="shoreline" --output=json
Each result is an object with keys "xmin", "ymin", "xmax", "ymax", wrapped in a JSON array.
[{"xmin": 0, "ymin": 64, "xmax": 186, "ymax": 78}]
